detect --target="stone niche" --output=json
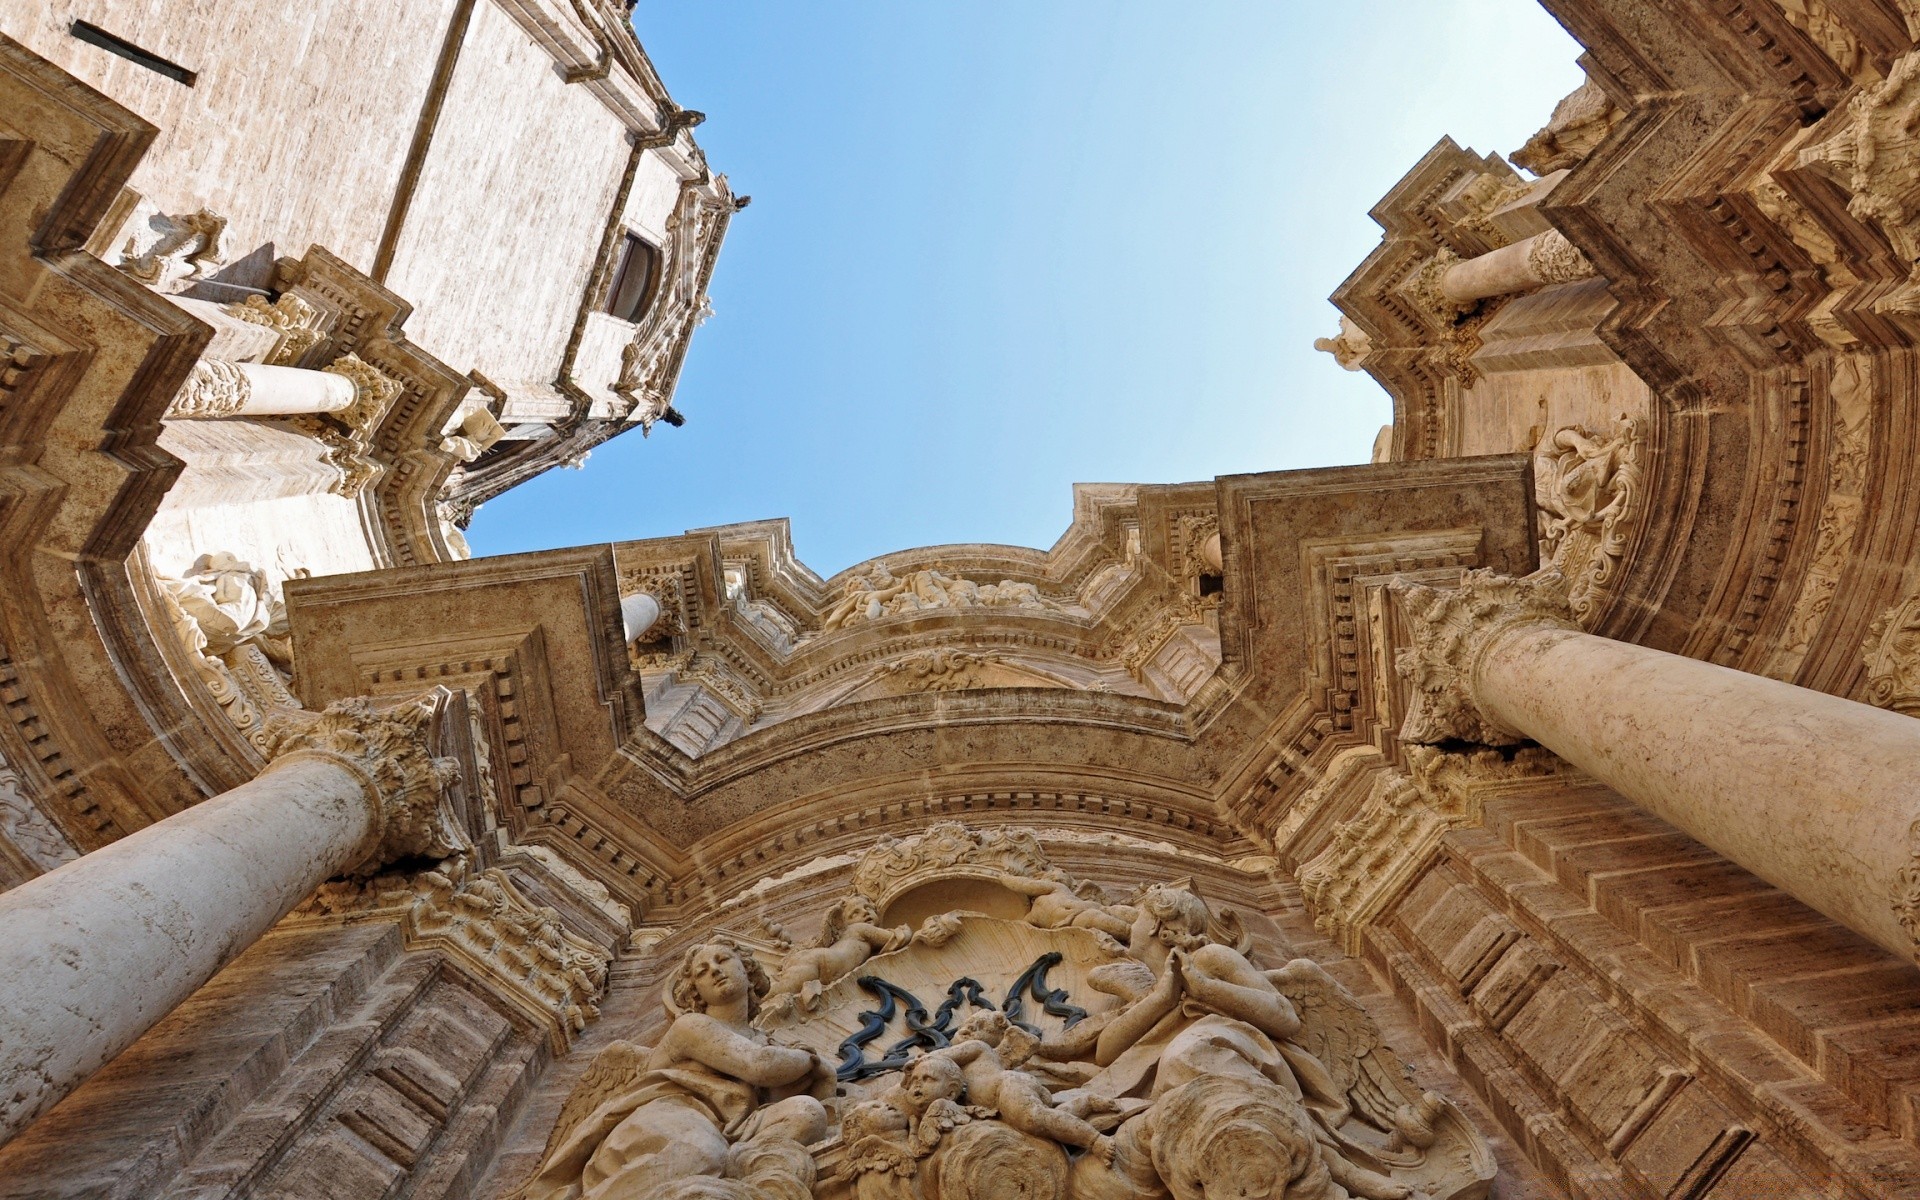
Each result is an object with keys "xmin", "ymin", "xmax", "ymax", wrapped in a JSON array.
[{"xmin": 513, "ymin": 823, "xmax": 1496, "ymax": 1200}]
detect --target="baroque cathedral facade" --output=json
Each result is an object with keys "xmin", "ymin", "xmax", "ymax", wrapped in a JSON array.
[{"xmin": 1, "ymin": 2, "xmax": 1919, "ymax": 1197}]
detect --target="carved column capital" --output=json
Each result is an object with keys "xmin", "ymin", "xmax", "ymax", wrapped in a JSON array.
[
  {"xmin": 1391, "ymin": 568, "xmax": 1577, "ymax": 745},
  {"xmin": 1525, "ymin": 229, "xmax": 1596, "ymax": 285},
  {"xmin": 263, "ymin": 692, "xmax": 465, "ymax": 872},
  {"xmin": 167, "ymin": 359, "xmax": 250, "ymax": 418}
]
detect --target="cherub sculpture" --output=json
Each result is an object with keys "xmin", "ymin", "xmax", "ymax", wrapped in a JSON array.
[
  {"xmin": 841, "ymin": 1055, "xmax": 991, "ymax": 1198},
  {"xmin": 1080, "ymin": 884, "xmax": 1431, "ymax": 1200},
  {"xmin": 765, "ymin": 896, "xmax": 913, "ymax": 1011},
  {"xmin": 521, "ymin": 939, "xmax": 833, "ymax": 1200},
  {"xmin": 929, "ymin": 1011, "xmax": 1121, "ymax": 1163},
  {"xmin": 996, "ymin": 868, "xmax": 1136, "ymax": 943}
]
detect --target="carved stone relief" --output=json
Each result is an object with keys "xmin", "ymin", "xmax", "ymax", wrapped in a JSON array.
[
  {"xmin": 522, "ymin": 824, "xmax": 1496, "ymax": 1199},
  {"xmin": 1772, "ymin": 355, "xmax": 1872, "ymax": 679},
  {"xmin": 821, "ymin": 567, "xmax": 1066, "ymax": 632},
  {"xmin": 1299, "ymin": 747, "xmax": 1563, "ymax": 951},
  {"xmin": 155, "ymin": 552, "xmax": 301, "ymax": 752},
  {"xmin": 0, "ymin": 749, "xmax": 77, "ymax": 875},
  {"xmin": 117, "ymin": 205, "xmax": 227, "ymax": 292},
  {"xmin": 1511, "ymin": 81, "xmax": 1623, "ymax": 175},
  {"xmin": 302, "ymin": 856, "xmax": 614, "ymax": 1045},
  {"xmin": 1532, "ymin": 417, "xmax": 1642, "ymax": 625},
  {"xmin": 165, "ymin": 359, "xmax": 252, "ymax": 419},
  {"xmin": 1314, "ymin": 315, "xmax": 1373, "ymax": 371},
  {"xmin": 226, "ymin": 292, "xmax": 326, "ymax": 364}
]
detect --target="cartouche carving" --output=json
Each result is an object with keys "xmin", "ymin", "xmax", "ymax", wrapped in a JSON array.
[
  {"xmin": 1533, "ymin": 417, "xmax": 1641, "ymax": 624},
  {"xmin": 262, "ymin": 693, "xmax": 465, "ymax": 871},
  {"xmin": 1392, "ymin": 568, "xmax": 1577, "ymax": 745}
]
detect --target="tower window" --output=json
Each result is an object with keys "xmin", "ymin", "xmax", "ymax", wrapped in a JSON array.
[
  {"xmin": 70, "ymin": 21, "xmax": 196, "ymax": 86},
  {"xmin": 603, "ymin": 233, "xmax": 658, "ymax": 323}
]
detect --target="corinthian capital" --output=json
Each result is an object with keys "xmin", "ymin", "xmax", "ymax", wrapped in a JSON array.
[
  {"xmin": 1391, "ymin": 568, "xmax": 1576, "ymax": 745},
  {"xmin": 263, "ymin": 691, "xmax": 466, "ymax": 871}
]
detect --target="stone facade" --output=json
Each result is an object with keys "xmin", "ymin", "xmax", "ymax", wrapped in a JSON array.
[{"xmin": 6, "ymin": 3, "xmax": 1920, "ymax": 1198}]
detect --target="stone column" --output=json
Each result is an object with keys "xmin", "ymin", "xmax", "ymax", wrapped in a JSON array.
[
  {"xmin": 1394, "ymin": 570, "xmax": 1920, "ymax": 965},
  {"xmin": 0, "ymin": 692, "xmax": 463, "ymax": 1146},
  {"xmin": 1439, "ymin": 229, "xmax": 1596, "ymax": 305},
  {"xmin": 166, "ymin": 358, "xmax": 356, "ymax": 419}
]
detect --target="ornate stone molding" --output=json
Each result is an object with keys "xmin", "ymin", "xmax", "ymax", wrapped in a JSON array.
[
  {"xmin": 1392, "ymin": 568, "xmax": 1577, "ymax": 745},
  {"xmin": 1299, "ymin": 746, "xmax": 1564, "ymax": 950},
  {"xmin": 302, "ymin": 856, "xmax": 613, "ymax": 1048},
  {"xmin": 263, "ymin": 693, "xmax": 466, "ymax": 871},
  {"xmin": 166, "ymin": 358, "xmax": 250, "ymax": 418},
  {"xmin": 1862, "ymin": 590, "xmax": 1920, "ymax": 716}
]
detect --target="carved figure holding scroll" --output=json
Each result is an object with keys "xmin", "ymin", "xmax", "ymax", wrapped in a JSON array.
[
  {"xmin": 997, "ymin": 868, "xmax": 1137, "ymax": 943},
  {"xmin": 930, "ymin": 1010, "xmax": 1121, "ymax": 1163},
  {"xmin": 522, "ymin": 939, "xmax": 831, "ymax": 1200},
  {"xmin": 766, "ymin": 896, "xmax": 913, "ymax": 1012}
]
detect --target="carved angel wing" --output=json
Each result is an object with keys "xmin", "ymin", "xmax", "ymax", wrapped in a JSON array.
[
  {"xmin": 539, "ymin": 1038, "xmax": 652, "ymax": 1166},
  {"xmin": 1266, "ymin": 959, "xmax": 1421, "ymax": 1134}
]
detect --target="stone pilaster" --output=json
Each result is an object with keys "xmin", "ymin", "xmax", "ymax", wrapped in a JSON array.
[{"xmin": 1390, "ymin": 567, "xmax": 1577, "ymax": 746}]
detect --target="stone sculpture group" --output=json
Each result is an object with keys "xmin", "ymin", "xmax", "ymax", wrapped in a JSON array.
[{"xmin": 522, "ymin": 825, "xmax": 1492, "ymax": 1200}]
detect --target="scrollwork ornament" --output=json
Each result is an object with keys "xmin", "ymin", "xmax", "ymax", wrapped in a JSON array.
[
  {"xmin": 1392, "ymin": 568, "xmax": 1578, "ymax": 745},
  {"xmin": 263, "ymin": 692, "xmax": 466, "ymax": 871}
]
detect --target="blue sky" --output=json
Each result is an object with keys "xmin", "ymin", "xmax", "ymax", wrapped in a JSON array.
[{"xmin": 467, "ymin": 3, "xmax": 1584, "ymax": 575}]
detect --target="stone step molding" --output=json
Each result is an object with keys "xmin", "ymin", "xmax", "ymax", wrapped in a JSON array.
[
  {"xmin": 1394, "ymin": 568, "xmax": 1920, "ymax": 968},
  {"xmin": 0, "ymin": 691, "xmax": 463, "ymax": 1147}
]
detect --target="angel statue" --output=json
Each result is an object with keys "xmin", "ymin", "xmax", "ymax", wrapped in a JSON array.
[
  {"xmin": 521, "ymin": 939, "xmax": 834, "ymax": 1200},
  {"xmin": 1072, "ymin": 884, "xmax": 1473, "ymax": 1200},
  {"xmin": 764, "ymin": 896, "xmax": 913, "ymax": 1012}
]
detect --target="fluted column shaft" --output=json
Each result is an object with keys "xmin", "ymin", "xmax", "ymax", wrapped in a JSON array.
[
  {"xmin": 0, "ymin": 694, "xmax": 458, "ymax": 1147},
  {"xmin": 1396, "ymin": 571, "xmax": 1920, "ymax": 965}
]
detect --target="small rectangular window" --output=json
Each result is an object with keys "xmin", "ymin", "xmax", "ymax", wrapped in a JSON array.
[
  {"xmin": 69, "ymin": 21, "xmax": 196, "ymax": 87},
  {"xmin": 603, "ymin": 233, "xmax": 658, "ymax": 324}
]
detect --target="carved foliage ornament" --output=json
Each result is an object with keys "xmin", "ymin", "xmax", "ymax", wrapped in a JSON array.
[
  {"xmin": 226, "ymin": 292, "xmax": 326, "ymax": 365},
  {"xmin": 166, "ymin": 358, "xmax": 250, "ymax": 418},
  {"xmin": 263, "ymin": 693, "xmax": 466, "ymax": 871},
  {"xmin": 1392, "ymin": 568, "xmax": 1577, "ymax": 746}
]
